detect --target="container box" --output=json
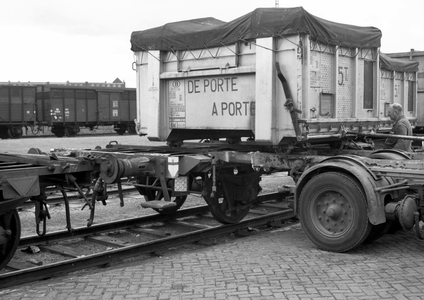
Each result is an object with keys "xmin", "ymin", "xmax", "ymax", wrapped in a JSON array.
[{"xmin": 131, "ymin": 7, "xmax": 418, "ymax": 145}]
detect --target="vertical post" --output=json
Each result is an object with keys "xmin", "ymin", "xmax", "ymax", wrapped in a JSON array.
[
  {"xmin": 334, "ymin": 46, "xmax": 339, "ymax": 118},
  {"xmin": 255, "ymin": 37, "xmax": 275, "ymax": 143},
  {"xmin": 147, "ymin": 50, "xmax": 161, "ymax": 140},
  {"xmin": 352, "ymin": 48, "xmax": 358, "ymax": 118}
]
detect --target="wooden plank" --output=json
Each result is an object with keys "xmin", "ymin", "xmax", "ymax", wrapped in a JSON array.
[
  {"xmin": 38, "ymin": 244, "xmax": 81, "ymax": 258},
  {"xmin": 128, "ymin": 227, "xmax": 169, "ymax": 237},
  {"xmin": 168, "ymin": 220, "xmax": 214, "ymax": 230},
  {"xmin": 86, "ymin": 235, "xmax": 134, "ymax": 248},
  {"xmin": 248, "ymin": 208, "xmax": 269, "ymax": 215},
  {"xmin": 7, "ymin": 260, "xmax": 36, "ymax": 270}
]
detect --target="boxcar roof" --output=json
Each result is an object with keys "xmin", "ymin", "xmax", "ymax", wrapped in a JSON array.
[{"xmin": 130, "ymin": 7, "xmax": 382, "ymax": 52}]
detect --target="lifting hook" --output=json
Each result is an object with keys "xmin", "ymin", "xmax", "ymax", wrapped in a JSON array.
[{"xmin": 34, "ymin": 196, "xmax": 51, "ymax": 237}]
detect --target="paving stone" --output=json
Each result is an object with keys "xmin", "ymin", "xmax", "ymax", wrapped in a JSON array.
[{"xmin": 3, "ymin": 226, "xmax": 424, "ymax": 299}]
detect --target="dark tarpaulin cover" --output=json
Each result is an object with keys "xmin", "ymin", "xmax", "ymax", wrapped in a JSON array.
[
  {"xmin": 380, "ymin": 53, "xmax": 419, "ymax": 72},
  {"xmin": 130, "ymin": 7, "xmax": 382, "ymax": 52}
]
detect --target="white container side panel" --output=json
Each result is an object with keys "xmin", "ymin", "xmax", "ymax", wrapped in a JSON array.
[
  {"xmin": 337, "ymin": 53, "xmax": 355, "ymax": 118},
  {"xmin": 166, "ymin": 74, "xmax": 255, "ymax": 130},
  {"xmin": 407, "ymin": 72, "xmax": 418, "ymax": 118},
  {"xmin": 308, "ymin": 47, "xmax": 335, "ymax": 122},
  {"xmin": 394, "ymin": 76, "xmax": 404, "ymax": 106},
  {"xmin": 356, "ymin": 50, "xmax": 379, "ymax": 120},
  {"xmin": 380, "ymin": 70, "xmax": 393, "ymax": 118},
  {"xmin": 379, "ymin": 69, "xmax": 417, "ymax": 120}
]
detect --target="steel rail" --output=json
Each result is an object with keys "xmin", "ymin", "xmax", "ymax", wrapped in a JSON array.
[
  {"xmin": 0, "ymin": 207, "xmax": 295, "ymax": 289},
  {"xmin": 18, "ymin": 204, "xmax": 211, "ymax": 247},
  {"xmin": 19, "ymin": 192, "xmax": 288, "ymax": 246}
]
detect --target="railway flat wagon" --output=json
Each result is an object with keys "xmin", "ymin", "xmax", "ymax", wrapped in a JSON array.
[
  {"xmin": 36, "ymin": 85, "xmax": 137, "ymax": 137},
  {"xmin": 131, "ymin": 7, "xmax": 418, "ymax": 148},
  {"xmin": 0, "ymin": 85, "xmax": 36, "ymax": 139}
]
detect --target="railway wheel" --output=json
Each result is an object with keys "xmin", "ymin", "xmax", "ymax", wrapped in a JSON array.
[
  {"xmin": 7, "ymin": 126, "xmax": 23, "ymax": 139},
  {"xmin": 114, "ymin": 124, "xmax": 127, "ymax": 135},
  {"xmin": 298, "ymin": 172, "xmax": 371, "ymax": 252},
  {"xmin": 127, "ymin": 125, "xmax": 137, "ymax": 135},
  {"xmin": 0, "ymin": 210, "xmax": 21, "ymax": 270},
  {"xmin": 0, "ymin": 126, "xmax": 9, "ymax": 139},
  {"xmin": 115, "ymin": 129, "xmax": 126, "ymax": 135},
  {"xmin": 136, "ymin": 177, "xmax": 187, "ymax": 214},
  {"xmin": 52, "ymin": 126, "xmax": 65, "ymax": 137},
  {"xmin": 65, "ymin": 126, "xmax": 79, "ymax": 137},
  {"xmin": 203, "ymin": 169, "xmax": 261, "ymax": 224}
]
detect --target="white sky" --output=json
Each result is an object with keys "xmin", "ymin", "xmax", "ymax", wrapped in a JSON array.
[{"xmin": 1, "ymin": 0, "xmax": 423, "ymax": 88}]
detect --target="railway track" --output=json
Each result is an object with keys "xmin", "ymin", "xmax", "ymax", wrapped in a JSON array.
[{"xmin": 0, "ymin": 192, "xmax": 296, "ymax": 289}]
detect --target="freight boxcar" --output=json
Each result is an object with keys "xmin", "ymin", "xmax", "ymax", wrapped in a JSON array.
[
  {"xmin": 0, "ymin": 85, "xmax": 36, "ymax": 138},
  {"xmin": 131, "ymin": 7, "xmax": 418, "ymax": 148},
  {"xmin": 36, "ymin": 85, "xmax": 137, "ymax": 137}
]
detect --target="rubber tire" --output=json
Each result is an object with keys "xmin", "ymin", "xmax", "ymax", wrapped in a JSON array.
[
  {"xmin": 298, "ymin": 172, "xmax": 371, "ymax": 252},
  {"xmin": 363, "ymin": 221, "xmax": 392, "ymax": 244}
]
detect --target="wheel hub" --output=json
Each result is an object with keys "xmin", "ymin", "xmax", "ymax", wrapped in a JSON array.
[
  {"xmin": 315, "ymin": 192, "xmax": 351, "ymax": 235},
  {"xmin": 326, "ymin": 203, "xmax": 342, "ymax": 219}
]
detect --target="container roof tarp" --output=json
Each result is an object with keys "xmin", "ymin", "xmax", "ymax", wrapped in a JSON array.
[
  {"xmin": 380, "ymin": 53, "xmax": 419, "ymax": 72},
  {"xmin": 130, "ymin": 7, "xmax": 382, "ymax": 52}
]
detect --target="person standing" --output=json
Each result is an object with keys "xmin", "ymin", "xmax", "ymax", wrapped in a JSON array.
[{"xmin": 384, "ymin": 103, "xmax": 413, "ymax": 151}]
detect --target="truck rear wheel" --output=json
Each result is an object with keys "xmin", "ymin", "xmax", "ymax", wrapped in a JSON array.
[{"xmin": 298, "ymin": 172, "xmax": 371, "ymax": 252}]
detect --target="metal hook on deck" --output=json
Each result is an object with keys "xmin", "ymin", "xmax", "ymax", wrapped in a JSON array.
[
  {"xmin": 34, "ymin": 198, "xmax": 50, "ymax": 237},
  {"xmin": 58, "ymin": 186, "xmax": 74, "ymax": 233},
  {"xmin": 210, "ymin": 157, "xmax": 217, "ymax": 198}
]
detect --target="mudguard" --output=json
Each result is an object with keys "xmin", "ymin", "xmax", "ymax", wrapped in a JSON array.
[{"xmin": 295, "ymin": 155, "xmax": 394, "ymax": 225}]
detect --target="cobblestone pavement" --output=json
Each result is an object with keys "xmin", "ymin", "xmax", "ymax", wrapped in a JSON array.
[{"xmin": 1, "ymin": 223, "xmax": 424, "ymax": 300}]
